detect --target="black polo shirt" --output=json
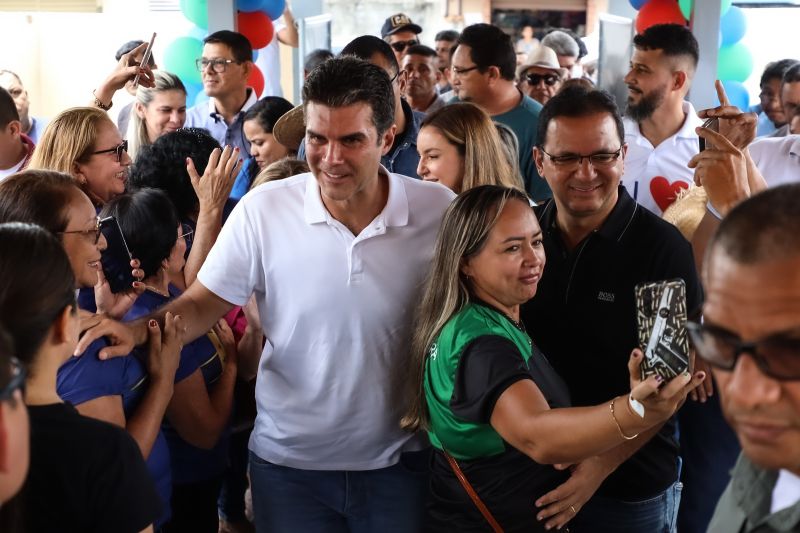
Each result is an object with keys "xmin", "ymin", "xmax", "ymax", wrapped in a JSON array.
[{"xmin": 520, "ymin": 185, "xmax": 702, "ymax": 501}]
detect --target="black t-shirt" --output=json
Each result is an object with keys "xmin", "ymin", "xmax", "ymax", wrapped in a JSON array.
[
  {"xmin": 426, "ymin": 333, "xmax": 572, "ymax": 533},
  {"xmin": 521, "ymin": 186, "xmax": 703, "ymax": 501},
  {"xmin": 21, "ymin": 402, "xmax": 162, "ymax": 533}
]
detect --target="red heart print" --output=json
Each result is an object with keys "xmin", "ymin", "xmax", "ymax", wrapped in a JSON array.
[{"xmin": 650, "ymin": 176, "xmax": 689, "ymax": 212}]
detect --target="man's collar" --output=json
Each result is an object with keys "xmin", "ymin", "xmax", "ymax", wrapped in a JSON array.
[
  {"xmin": 537, "ymin": 185, "xmax": 637, "ymax": 243},
  {"xmin": 788, "ymin": 135, "xmax": 800, "ymax": 156},
  {"xmin": 303, "ymin": 166, "xmax": 409, "ymax": 227},
  {"xmin": 397, "ymin": 99, "xmax": 421, "ymax": 147},
  {"xmin": 208, "ymin": 88, "xmax": 257, "ymax": 119}
]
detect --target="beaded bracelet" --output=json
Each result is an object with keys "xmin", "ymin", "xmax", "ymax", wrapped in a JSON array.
[
  {"xmin": 92, "ymin": 90, "xmax": 113, "ymax": 111},
  {"xmin": 610, "ymin": 398, "xmax": 639, "ymax": 440}
]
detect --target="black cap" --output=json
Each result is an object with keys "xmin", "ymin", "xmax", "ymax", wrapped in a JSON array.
[{"xmin": 380, "ymin": 13, "xmax": 422, "ymax": 38}]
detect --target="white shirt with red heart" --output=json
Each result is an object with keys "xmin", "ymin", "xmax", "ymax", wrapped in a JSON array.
[{"xmin": 621, "ymin": 101, "xmax": 703, "ymax": 216}]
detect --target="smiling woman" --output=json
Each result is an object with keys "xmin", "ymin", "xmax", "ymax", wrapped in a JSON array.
[
  {"xmin": 126, "ymin": 71, "xmax": 187, "ymax": 161},
  {"xmin": 28, "ymin": 107, "xmax": 130, "ymax": 207},
  {"xmin": 402, "ymin": 185, "xmax": 704, "ymax": 532}
]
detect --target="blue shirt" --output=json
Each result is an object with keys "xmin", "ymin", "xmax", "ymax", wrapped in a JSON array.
[
  {"xmin": 27, "ymin": 116, "xmax": 48, "ymax": 144},
  {"xmin": 184, "ymin": 89, "xmax": 258, "ymax": 154},
  {"xmin": 56, "ymin": 338, "xmax": 173, "ymax": 526},
  {"xmin": 297, "ymin": 99, "xmax": 424, "ymax": 180},
  {"xmin": 124, "ymin": 286, "xmax": 231, "ymax": 484},
  {"xmin": 230, "ymin": 158, "xmax": 258, "ymax": 200}
]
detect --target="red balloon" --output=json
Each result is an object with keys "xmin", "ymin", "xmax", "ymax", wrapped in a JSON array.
[
  {"xmin": 237, "ymin": 10, "xmax": 274, "ymax": 49},
  {"xmin": 248, "ymin": 64, "xmax": 265, "ymax": 97},
  {"xmin": 635, "ymin": 0, "xmax": 686, "ymax": 34}
]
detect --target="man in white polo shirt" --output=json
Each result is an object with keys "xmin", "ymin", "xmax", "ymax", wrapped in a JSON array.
[
  {"xmin": 77, "ymin": 56, "xmax": 455, "ymax": 533},
  {"xmin": 621, "ymin": 24, "xmax": 702, "ymax": 216}
]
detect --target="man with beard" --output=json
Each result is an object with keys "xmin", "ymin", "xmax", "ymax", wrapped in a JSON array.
[{"xmin": 621, "ymin": 24, "xmax": 701, "ymax": 216}]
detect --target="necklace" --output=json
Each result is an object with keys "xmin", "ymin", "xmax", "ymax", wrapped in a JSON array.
[{"xmin": 144, "ymin": 284, "xmax": 170, "ymax": 297}]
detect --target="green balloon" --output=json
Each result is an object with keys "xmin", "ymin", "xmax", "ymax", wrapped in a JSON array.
[
  {"xmin": 717, "ymin": 42, "xmax": 753, "ymax": 82},
  {"xmin": 180, "ymin": 0, "xmax": 208, "ymax": 29},
  {"xmin": 163, "ymin": 37, "xmax": 204, "ymax": 86},
  {"xmin": 678, "ymin": 0, "xmax": 732, "ymax": 19}
]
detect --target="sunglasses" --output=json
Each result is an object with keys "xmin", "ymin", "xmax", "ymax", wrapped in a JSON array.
[
  {"xmin": 524, "ymin": 73, "xmax": 560, "ymax": 86},
  {"xmin": 92, "ymin": 140, "xmax": 128, "ymax": 163},
  {"xmin": 0, "ymin": 357, "xmax": 26, "ymax": 401},
  {"xmin": 390, "ymin": 39, "xmax": 419, "ymax": 52},
  {"xmin": 687, "ymin": 321, "xmax": 800, "ymax": 381}
]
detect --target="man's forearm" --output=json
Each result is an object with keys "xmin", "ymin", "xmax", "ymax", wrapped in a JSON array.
[{"xmin": 137, "ymin": 282, "xmax": 235, "ymax": 347}]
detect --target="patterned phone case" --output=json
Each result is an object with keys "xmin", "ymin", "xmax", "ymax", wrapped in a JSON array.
[{"xmin": 635, "ymin": 279, "xmax": 690, "ymax": 381}]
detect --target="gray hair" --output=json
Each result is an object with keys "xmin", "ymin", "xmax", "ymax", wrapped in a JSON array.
[{"xmin": 541, "ymin": 30, "xmax": 579, "ymax": 58}]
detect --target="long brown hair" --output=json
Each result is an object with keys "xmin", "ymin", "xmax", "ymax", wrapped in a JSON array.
[
  {"xmin": 421, "ymin": 102, "xmax": 524, "ymax": 193},
  {"xmin": 401, "ymin": 185, "xmax": 530, "ymax": 431}
]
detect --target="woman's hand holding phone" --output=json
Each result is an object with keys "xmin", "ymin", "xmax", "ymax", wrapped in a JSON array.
[
  {"xmin": 625, "ymin": 348, "xmax": 706, "ymax": 432},
  {"xmin": 94, "ymin": 257, "xmax": 145, "ymax": 320}
]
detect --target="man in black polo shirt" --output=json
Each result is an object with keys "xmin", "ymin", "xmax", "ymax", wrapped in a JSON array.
[{"xmin": 521, "ymin": 85, "xmax": 702, "ymax": 532}]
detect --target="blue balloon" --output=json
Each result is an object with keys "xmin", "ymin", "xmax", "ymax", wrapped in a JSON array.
[
  {"xmin": 721, "ymin": 6, "xmax": 746, "ymax": 47},
  {"xmin": 187, "ymin": 25, "xmax": 207, "ymax": 41},
  {"xmin": 262, "ymin": 0, "xmax": 285, "ymax": 20},
  {"xmin": 184, "ymin": 82, "xmax": 204, "ymax": 107},
  {"xmin": 237, "ymin": 0, "xmax": 265, "ymax": 12},
  {"xmin": 719, "ymin": 80, "xmax": 750, "ymax": 111},
  {"xmin": 629, "ymin": 0, "xmax": 648, "ymax": 9}
]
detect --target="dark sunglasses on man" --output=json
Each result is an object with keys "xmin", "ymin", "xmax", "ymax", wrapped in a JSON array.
[
  {"xmin": 524, "ymin": 73, "xmax": 559, "ymax": 87},
  {"xmin": 390, "ymin": 39, "xmax": 419, "ymax": 53},
  {"xmin": 687, "ymin": 320, "xmax": 800, "ymax": 381}
]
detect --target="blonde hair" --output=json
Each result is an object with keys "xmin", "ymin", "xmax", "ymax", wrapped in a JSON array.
[
  {"xmin": 28, "ymin": 106, "xmax": 112, "ymax": 176},
  {"xmin": 401, "ymin": 185, "xmax": 531, "ymax": 432},
  {"xmin": 126, "ymin": 71, "xmax": 186, "ymax": 160},
  {"xmin": 250, "ymin": 158, "xmax": 309, "ymax": 190},
  {"xmin": 421, "ymin": 102, "xmax": 524, "ymax": 193}
]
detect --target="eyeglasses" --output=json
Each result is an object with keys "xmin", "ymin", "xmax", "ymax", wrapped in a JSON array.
[
  {"xmin": 451, "ymin": 65, "xmax": 480, "ymax": 77},
  {"xmin": 0, "ymin": 357, "xmax": 26, "ymax": 401},
  {"xmin": 390, "ymin": 39, "xmax": 419, "ymax": 53},
  {"xmin": 196, "ymin": 58, "xmax": 240, "ymax": 73},
  {"xmin": 687, "ymin": 321, "xmax": 800, "ymax": 381},
  {"xmin": 58, "ymin": 215, "xmax": 111, "ymax": 245},
  {"xmin": 524, "ymin": 73, "xmax": 560, "ymax": 86},
  {"xmin": 179, "ymin": 223, "xmax": 194, "ymax": 245},
  {"xmin": 539, "ymin": 147, "xmax": 623, "ymax": 169},
  {"xmin": 92, "ymin": 140, "xmax": 128, "ymax": 163}
]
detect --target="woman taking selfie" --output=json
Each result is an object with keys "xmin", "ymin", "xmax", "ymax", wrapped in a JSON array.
[
  {"xmin": 0, "ymin": 222, "xmax": 174, "ymax": 532},
  {"xmin": 103, "ymin": 188, "xmax": 238, "ymax": 533},
  {"xmin": 0, "ymin": 170, "xmax": 182, "ymax": 527},
  {"xmin": 416, "ymin": 102, "xmax": 524, "ymax": 194},
  {"xmin": 402, "ymin": 186, "xmax": 704, "ymax": 532}
]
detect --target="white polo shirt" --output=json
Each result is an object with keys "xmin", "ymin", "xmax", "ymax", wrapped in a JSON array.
[
  {"xmin": 621, "ymin": 101, "xmax": 703, "ymax": 216},
  {"xmin": 198, "ymin": 169, "xmax": 455, "ymax": 471},
  {"xmin": 748, "ymin": 135, "xmax": 800, "ymax": 188}
]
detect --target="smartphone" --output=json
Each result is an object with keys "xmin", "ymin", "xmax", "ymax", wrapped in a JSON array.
[
  {"xmin": 698, "ymin": 117, "xmax": 719, "ymax": 152},
  {"xmin": 99, "ymin": 216, "xmax": 135, "ymax": 294},
  {"xmin": 132, "ymin": 32, "xmax": 156, "ymax": 88},
  {"xmin": 635, "ymin": 279, "xmax": 690, "ymax": 381}
]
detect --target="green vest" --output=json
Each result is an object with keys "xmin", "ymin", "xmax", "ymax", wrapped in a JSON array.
[{"xmin": 425, "ymin": 302, "xmax": 532, "ymax": 460}]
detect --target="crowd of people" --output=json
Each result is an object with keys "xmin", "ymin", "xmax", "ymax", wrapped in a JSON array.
[{"xmin": 0, "ymin": 8, "xmax": 799, "ymax": 533}]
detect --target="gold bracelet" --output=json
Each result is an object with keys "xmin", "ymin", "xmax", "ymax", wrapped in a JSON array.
[
  {"xmin": 610, "ymin": 398, "xmax": 638, "ymax": 440},
  {"xmin": 92, "ymin": 90, "xmax": 113, "ymax": 111}
]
